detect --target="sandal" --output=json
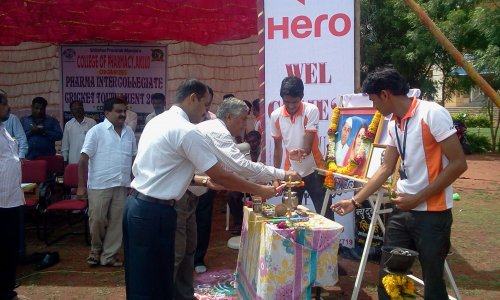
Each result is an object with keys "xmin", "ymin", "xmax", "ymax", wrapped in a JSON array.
[
  {"xmin": 101, "ymin": 258, "xmax": 123, "ymax": 267},
  {"xmin": 86, "ymin": 252, "xmax": 100, "ymax": 266}
]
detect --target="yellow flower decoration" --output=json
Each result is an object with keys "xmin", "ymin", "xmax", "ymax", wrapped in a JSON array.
[
  {"xmin": 382, "ymin": 274, "xmax": 415, "ymax": 300},
  {"xmin": 324, "ymin": 108, "xmax": 382, "ymax": 187}
]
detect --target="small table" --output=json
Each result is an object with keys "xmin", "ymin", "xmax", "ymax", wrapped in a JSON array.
[{"xmin": 236, "ymin": 206, "xmax": 343, "ymax": 300}]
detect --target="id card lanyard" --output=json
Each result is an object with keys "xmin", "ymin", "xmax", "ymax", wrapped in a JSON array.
[{"xmin": 395, "ymin": 119, "xmax": 409, "ymax": 179}]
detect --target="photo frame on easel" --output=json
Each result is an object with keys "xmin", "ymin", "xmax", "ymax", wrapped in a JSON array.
[
  {"xmin": 365, "ymin": 144, "xmax": 387, "ymax": 179},
  {"xmin": 365, "ymin": 144, "xmax": 401, "ymax": 187},
  {"xmin": 334, "ymin": 107, "xmax": 382, "ymax": 176}
]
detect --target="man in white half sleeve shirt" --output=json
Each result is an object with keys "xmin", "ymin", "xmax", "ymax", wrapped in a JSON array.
[
  {"xmin": 61, "ymin": 100, "xmax": 96, "ymax": 164},
  {"xmin": 77, "ymin": 97, "xmax": 137, "ymax": 267}
]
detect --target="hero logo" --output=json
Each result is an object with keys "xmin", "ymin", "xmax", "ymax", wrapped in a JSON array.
[{"xmin": 267, "ymin": 14, "xmax": 351, "ymax": 39}]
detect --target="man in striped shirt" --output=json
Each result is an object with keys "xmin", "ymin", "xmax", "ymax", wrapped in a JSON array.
[
  {"xmin": 173, "ymin": 97, "xmax": 299, "ymax": 298},
  {"xmin": 0, "ymin": 94, "xmax": 26, "ymax": 300}
]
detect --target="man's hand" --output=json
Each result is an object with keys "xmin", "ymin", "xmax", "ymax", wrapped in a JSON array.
[
  {"xmin": 206, "ymin": 178, "xmax": 225, "ymax": 191},
  {"xmin": 257, "ymin": 185, "xmax": 278, "ymax": 199},
  {"xmin": 289, "ymin": 148, "xmax": 307, "ymax": 162},
  {"xmin": 391, "ymin": 192, "xmax": 422, "ymax": 211},
  {"xmin": 330, "ymin": 199, "xmax": 355, "ymax": 216},
  {"xmin": 20, "ymin": 158, "xmax": 26, "ymax": 165},
  {"xmin": 76, "ymin": 187, "xmax": 88, "ymax": 199},
  {"xmin": 284, "ymin": 171, "xmax": 301, "ymax": 182},
  {"xmin": 30, "ymin": 125, "xmax": 45, "ymax": 135}
]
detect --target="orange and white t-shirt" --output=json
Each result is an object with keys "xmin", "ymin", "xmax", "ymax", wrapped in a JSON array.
[
  {"xmin": 387, "ymin": 98, "xmax": 457, "ymax": 212},
  {"xmin": 270, "ymin": 102, "xmax": 323, "ymax": 177}
]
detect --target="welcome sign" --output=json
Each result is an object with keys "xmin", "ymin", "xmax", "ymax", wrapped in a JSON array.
[
  {"xmin": 261, "ymin": 0, "xmax": 355, "ymax": 247},
  {"xmin": 263, "ymin": 0, "xmax": 355, "ymax": 164}
]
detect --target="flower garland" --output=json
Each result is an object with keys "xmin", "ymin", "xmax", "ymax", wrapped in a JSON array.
[
  {"xmin": 323, "ymin": 108, "xmax": 382, "ymax": 188},
  {"xmin": 382, "ymin": 274, "xmax": 415, "ymax": 299}
]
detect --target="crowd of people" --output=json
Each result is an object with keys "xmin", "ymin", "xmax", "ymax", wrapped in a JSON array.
[{"xmin": 0, "ymin": 68, "xmax": 467, "ymax": 300}]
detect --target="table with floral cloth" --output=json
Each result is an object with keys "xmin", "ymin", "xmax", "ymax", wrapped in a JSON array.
[{"xmin": 236, "ymin": 206, "xmax": 344, "ymax": 300}]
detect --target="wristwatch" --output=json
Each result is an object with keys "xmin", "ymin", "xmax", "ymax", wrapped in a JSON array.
[{"xmin": 201, "ymin": 177, "xmax": 209, "ymax": 187}]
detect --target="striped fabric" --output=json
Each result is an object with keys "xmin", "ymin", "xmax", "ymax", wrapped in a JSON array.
[{"xmin": 0, "ymin": 124, "xmax": 24, "ymax": 208}]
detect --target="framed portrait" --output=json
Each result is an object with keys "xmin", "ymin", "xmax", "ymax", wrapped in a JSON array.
[
  {"xmin": 334, "ymin": 107, "xmax": 382, "ymax": 176},
  {"xmin": 365, "ymin": 144, "xmax": 401, "ymax": 188},
  {"xmin": 365, "ymin": 144, "xmax": 387, "ymax": 179}
]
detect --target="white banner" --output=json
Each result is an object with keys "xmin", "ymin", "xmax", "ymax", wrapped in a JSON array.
[
  {"xmin": 60, "ymin": 44, "xmax": 167, "ymax": 132},
  {"xmin": 263, "ymin": 0, "xmax": 355, "ymax": 247},
  {"xmin": 264, "ymin": 0, "xmax": 354, "ymax": 164}
]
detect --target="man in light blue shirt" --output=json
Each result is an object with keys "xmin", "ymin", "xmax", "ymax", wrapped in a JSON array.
[{"xmin": 3, "ymin": 109, "xmax": 28, "ymax": 160}]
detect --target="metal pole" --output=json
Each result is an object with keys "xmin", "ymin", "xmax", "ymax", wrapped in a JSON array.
[
  {"xmin": 403, "ymin": 0, "xmax": 500, "ymax": 108},
  {"xmin": 354, "ymin": 0, "xmax": 361, "ymax": 91}
]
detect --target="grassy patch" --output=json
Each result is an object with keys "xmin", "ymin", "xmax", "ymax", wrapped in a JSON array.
[{"xmin": 450, "ymin": 189, "xmax": 500, "ymax": 291}]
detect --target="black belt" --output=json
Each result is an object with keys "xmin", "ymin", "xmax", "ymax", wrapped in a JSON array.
[{"xmin": 130, "ymin": 189, "xmax": 175, "ymax": 207}]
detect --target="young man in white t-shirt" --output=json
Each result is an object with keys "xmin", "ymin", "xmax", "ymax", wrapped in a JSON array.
[
  {"xmin": 332, "ymin": 68, "xmax": 467, "ymax": 299},
  {"xmin": 270, "ymin": 76, "xmax": 333, "ymax": 220}
]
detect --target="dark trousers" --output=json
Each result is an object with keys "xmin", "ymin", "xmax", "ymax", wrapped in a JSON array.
[
  {"xmin": 173, "ymin": 192, "xmax": 198, "ymax": 300},
  {"xmin": 0, "ymin": 206, "xmax": 20, "ymax": 300},
  {"xmin": 123, "ymin": 195, "xmax": 177, "ymax": 300},
  {"xmin": 194, "ymin": 190, "xmax": 216, "ymax": 267},
  {"xmin": 226, "ymin": 192, "xmax": 245, "ymax": 227},
  {"xmin": 378, "ymin": 208, "xmax": 452, "ymax": 300},
  {"xmin": 18, "ymin": 206, "xmax": 26, "ymax": 259},
  {"xmin": 294, "ymin": 172, "xmax": 334, "ymax": 220}
]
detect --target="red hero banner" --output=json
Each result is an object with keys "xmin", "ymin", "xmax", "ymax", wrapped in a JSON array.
[{"xmin": 267, "ymin": 13, "xmax": 351, "ymax": 39}]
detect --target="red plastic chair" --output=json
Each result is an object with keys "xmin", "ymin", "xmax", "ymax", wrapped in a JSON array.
[
  {"xmin": 42, "ymin": 163, "xmax": 89, "ymax": 245},
  {"xmin": 36, "ymin": 155, "xmax": 65, "ymax": 177},
  {"xmin": 22, "ymin": 160, "xmax": 49, "ymax": 239},
  {"xmin": 22, "ymin": 160, "xmax": 48, "ymax": 207}
]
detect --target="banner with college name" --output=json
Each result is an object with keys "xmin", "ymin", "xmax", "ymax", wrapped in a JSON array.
[
  {"xmin": 60, "ymin": 44, "xmax": 167, "ymax": 132},
  {"xmin": 262, "ymin": 0, "xmax": 355, "ymax": 247}
]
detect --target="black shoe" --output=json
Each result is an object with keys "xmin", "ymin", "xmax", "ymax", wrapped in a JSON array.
[
  {"xmin": 35, "ymin": 252, "xmax": 60, "ymax": 270},
  {"xmin": 19, "ymin": 252, "xmax": 47, "ymax": 265}
]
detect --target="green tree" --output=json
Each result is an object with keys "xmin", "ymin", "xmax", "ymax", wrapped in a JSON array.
[{"xmin": 361, "ymin": 0, "xmax": 479, "ymax": 105}]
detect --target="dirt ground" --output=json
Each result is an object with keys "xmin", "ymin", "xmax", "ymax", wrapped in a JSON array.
[{"xmin": 15, "ymin": 153, "xmax": 500, "ymax": 299}]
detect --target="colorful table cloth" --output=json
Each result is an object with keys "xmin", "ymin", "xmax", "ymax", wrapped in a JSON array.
[{"xmin": 236, "ymin": 207, "xmax": 343, "ymax": 300}]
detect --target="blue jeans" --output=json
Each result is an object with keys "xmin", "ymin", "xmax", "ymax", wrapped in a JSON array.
[
  {"xmin": 378, "ymin": 208, "xmax": 452, "ymax": 300},
  {"xmin": 123, "ymin": 195, "xmax": 177, "ymax": 300}
]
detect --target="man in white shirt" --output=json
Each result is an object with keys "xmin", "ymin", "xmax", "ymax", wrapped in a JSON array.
[
  {"xmin": 0, "ymin": 94, "xmax": 25, "ymax": 300},
  {"xmin": 271, "ymin": 76, "xmax": 331, "ymax": 219},
  {"xmin": 335, "ymin": 117, "xmax": 352, "ymax": 166},
  {"xmin": 193, "ymin": 85, "xmax": 217, "ymax": 275},
  {"xmin": 145, "ymin": 93, "xmax": 167, "ymax": 124},
  {"xmin": 77, "ymin": 97, "xmax": 137, "ymax": 267},
  {"xmin": 172, "ymin": 97, "xmax": 299, "ymax": 295},
  {"xmin": 3, "ymin": 110, "xmax": 28, "ymax": 161},
  {"xmin": 123, "ymin": 79, "xmax": 276, "ymax": 300},
  {"xmin": 61, "ymin": 101, "xmax": 96, "ymax": 164}
]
